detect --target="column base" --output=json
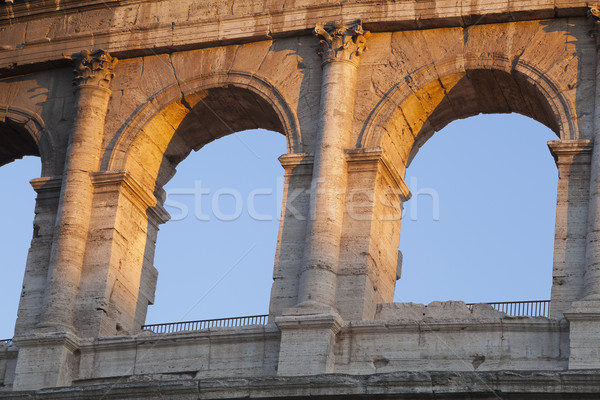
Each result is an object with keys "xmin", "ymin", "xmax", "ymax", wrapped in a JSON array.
[
  {"xmin": 275, "ymin": 312, "xmax": 343, "ymax": 376},
  {"xmin": 285, "ymin": 300, "xmax": 339, "ymax": 316},
  {"xmin": 564, "ymin": 300, "xmax": 600, "ymax": 369},
  {"xmin": 12, "ymin": 331, "xmax": 80, "ymax": 390}
]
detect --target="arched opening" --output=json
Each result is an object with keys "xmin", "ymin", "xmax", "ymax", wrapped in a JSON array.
[
  {"xmin": 0, "ymin": 157, "xmax": 40, "ymax": 339},
  {"xmin": 0, "ymin": 116, "xmax": 43, "ymax": 339},
  {"xmin": 359, "ymin": 63, "xmax": 578, "ymax": 319},
  {"xmin": 0, "ymin": 118, "xmax": 39, "ymax": 167},
  {"xmin": 145, "ymin": 129, "xmax": 285, "ymax": 324},
  {"xmin": 394, "ymin": 113, "xmax": 557, "ymax": 304},
  {"xmin": 138, "ymin": 85, "xmax": 290, "ymax": 326},
  {"xmin": 97, "ymin": 77, "xmax": 300, "ymax": 335}
]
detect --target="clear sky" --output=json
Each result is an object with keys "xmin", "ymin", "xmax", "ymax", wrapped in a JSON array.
[{"xmin": 0, "ymin": 113, "xmax": 558, "ymax": 339}]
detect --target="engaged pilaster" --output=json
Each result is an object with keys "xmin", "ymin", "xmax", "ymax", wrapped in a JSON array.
[
  {"xmin": 74, "ymin": 170, "xmax": 168, "ymax": 337},
  {"xmin": 564, "ymin": 11, "xmax": 600, "ymax": 370},
  {"xmin": 578, "ymin": 14, "xmax": 600, "ymax": 303},
  {"xmin": 269, "ymin": 154, "xmax": 314, "ymax": 317},
  {"xmin": 38, "ymin": 50, "xmax": 117, "ymax": 333},
  {"xmin": 14, "ymin": 177, "xmax": 63, "ymax": 336},
  {"xmin": 548, "ymin": 140, "xmax": 592, "ymax": 318},
  {"xmin": 336, "ymin": 148, "xmax": 410, "ymax": 320}
]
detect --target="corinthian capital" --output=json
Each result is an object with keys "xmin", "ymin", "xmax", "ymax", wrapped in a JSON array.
[
  {"xmin": 314, "ymin": 20, "xmax": 369, "ymax": 65},
  {"xmin": 73, "ymin": 50, "xmax": 118, "ymax": 89}
]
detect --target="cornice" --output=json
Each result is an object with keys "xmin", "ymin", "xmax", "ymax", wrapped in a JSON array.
[
  {"xmin": 30, "ymin": 176, "xmax": 63, "ymax": 200},
  {"xmin": 91, "ymin": 170, "xmax": 170, "ymax": 226},
  {"xmin": 346, "ymin": 147, "xmax": 411, "ymax": 202},
  {"xmin": 12, "ymin": 331, "xmax": 81, "ymax": 352},
  {"xmin": 0, "ymin": 0, "xmax": 590, "ymax": 23},
  {"xmin": 547, "ymin": 139, "xmax": 594, "ymax": 166},
  {"xmin": 0, "ymin": 1, "xmax": 593, "ymax": 78}
]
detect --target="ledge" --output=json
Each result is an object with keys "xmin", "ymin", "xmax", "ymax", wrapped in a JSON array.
[
  {"xmin": 0, "ymin": 0, "xmax": 593, "ymax": 78},
  {"xmin": 2, "ymin": 371, "xmax": 600, "ymax": 399}
]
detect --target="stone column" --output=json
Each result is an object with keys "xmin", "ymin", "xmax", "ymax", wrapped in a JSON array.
[
  {"xmin": 13, "ymin": 50, "xmax": 117, "ymax": 390},
  {"xmin": 37, "ymin": 50, "xmax": 117, "ymax": 333},
  {"xmin": 295, "ymin": 20, "xmax": 368, "ymax": 312},
  {"xmin": 276, "ymin": 21, "xmax": 367, "ymax": 377}
]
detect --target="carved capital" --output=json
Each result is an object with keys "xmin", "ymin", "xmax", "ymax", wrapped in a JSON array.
[
  {"xmin": 588, "ymin": 6, "xmax": 600, "ymax": 45},
  {"xmin": 314, "ymin": 20, "xmax": 369, "ymax": 65},
  {"xmin": 590, "ymin": 6, "xmax": 600, "ymax": 23},
  {"xmin": 73, "ymin": 50, "xmax": 118, "ymax": 89}
]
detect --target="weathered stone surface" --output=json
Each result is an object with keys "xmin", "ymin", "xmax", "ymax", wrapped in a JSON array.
[
  {"xmin": 2, "ymin": 371, "xmax": 600, "ymax": 399},
  {"xmin": 1, "ymin": 0, "xmax": 600, "ymax": 396}
]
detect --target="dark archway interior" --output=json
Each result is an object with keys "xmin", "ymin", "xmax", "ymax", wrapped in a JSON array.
[
  {"xmin": 0, "ymin": 120, "xmax": 39, "ymax": 167},
  {"xmin": 147, "ymin": 129, "xmax": 286, "ymax": 325},
  {"xmin": 156, "ymin": 86, "xmax": 285, "ymax": 190},
  {"xmin": 409, "ymin": 69, "xmax": 561, "ymax": 165},
  {"xmin": 137, "ymin": 86, "xmax": 288, "ymax": 326}
]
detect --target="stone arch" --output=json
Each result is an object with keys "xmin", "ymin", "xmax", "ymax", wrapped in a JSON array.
[
  {"xmin": 359, "ymin": 54, "xmax": 577, "ymax": 172},
  {"xmin": 105, "ymin": 71, "xmax": 301, "ymax": 190},
  {"xmin": 0, "ymin": 105, "xmax": 53, "ymax": 176},
  {"xmin": 344, "ymin": 53, "xmax": 584, "ymax": 319},
  {"xmin": 77, "ymin": 71, "xmax": 302, "ymax": 336}
]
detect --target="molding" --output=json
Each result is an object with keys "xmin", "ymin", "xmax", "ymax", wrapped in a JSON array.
[
  {"xmin": 548, "ymin": 139, "xmax": 594, "ymax": 166},
  {"xmin": 345, "ymin": 147, "xmax": 411, "ymax": 201},
  {"xmin": 0, "ymin": 2, "xmax": 591, "ymax": 78},
  {"xmin": 30, "ymin": 176, "xmax": 62, "ymax": 194},
  {"xmin": 279, "ymin": 153, "xmax": 313, "ymax": 168},
  {"xmin": 24, "ymin": 371, "xmax": 600, "ymax": 399},
  {"xmin": 345, "ymin": 317, "xmax": 567, "ymax": 335},
  {"xmin": 0, "ymin": 104, "xmax": 54, "ymax": 176},
  {"xmin": 91, "ymin": 170, "xmax": 170, "ymax": 225},
  {"xmin": 12, "ymin": 331, "xmax": 80, "ymax": 353},
  {"xmin": 275, "ymin": 313, "xmax": 344, "ymax": 334},
  {"xmin": 564, "ymin": 300, "xmax": 600, "ymax": 321},
  {"xmin": 79, "ymin": 324, "xmax": 281, "ymax": 353},
  {"xmin": 106, "ymin": 70, "xmax": 302, "ymax": 171}
]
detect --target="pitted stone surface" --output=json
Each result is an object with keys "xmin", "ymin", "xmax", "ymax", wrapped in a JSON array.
[{"xmin": 1, "ymin": 0, "xmax": 600, "ymax": 395}]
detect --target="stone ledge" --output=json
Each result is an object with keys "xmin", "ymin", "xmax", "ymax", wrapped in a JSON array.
[
  {"xmin": 1, "ymin": 371, "xmax": 600, "ymax": 399},
  {"xmin": 0, "ymin": 1, "xmax": 593, "ymax": 78},
  {"xmin": 78, "ymin": 323, "xmax": 281, "ymax": 350}
]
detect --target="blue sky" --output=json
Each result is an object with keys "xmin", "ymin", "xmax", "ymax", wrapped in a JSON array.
[{"xmin": 0, "ymin": 113, "xmax": 557, "ymax": 338}]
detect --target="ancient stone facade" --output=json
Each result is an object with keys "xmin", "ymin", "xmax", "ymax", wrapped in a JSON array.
[{"xmin": 1, "ymin": 0, "xmax": 600, "ymax": 398}]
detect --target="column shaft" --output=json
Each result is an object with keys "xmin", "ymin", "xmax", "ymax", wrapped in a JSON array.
[{"xmin": 296, "ymin": 21, "xmax": 368, "ymax": 311}]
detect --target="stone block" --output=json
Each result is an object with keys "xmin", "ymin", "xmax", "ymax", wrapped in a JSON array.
[{"xmin": 276, "ymin": 313, "xmax": 343, "ymax": 375}]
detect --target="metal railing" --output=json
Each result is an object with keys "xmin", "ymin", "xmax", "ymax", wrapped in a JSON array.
[
  {"xmin": 0, "ymin": 339, "xmax": 12, "ymax": 347},
  {"xmin": 142, "ymin": 300, "xmax": 551, "ymax": 334},
  {"xmin": 141, "ymin": 314, "xmax": 268, "ymax": 334},
  {"xmin": 465, "ymin": 300, "xmax": 550, "ymax": 317}
]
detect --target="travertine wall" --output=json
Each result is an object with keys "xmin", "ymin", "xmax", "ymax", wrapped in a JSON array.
[{"xmin": 1, "ymin": 0, "xmax": 600, "ymax": 396}]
